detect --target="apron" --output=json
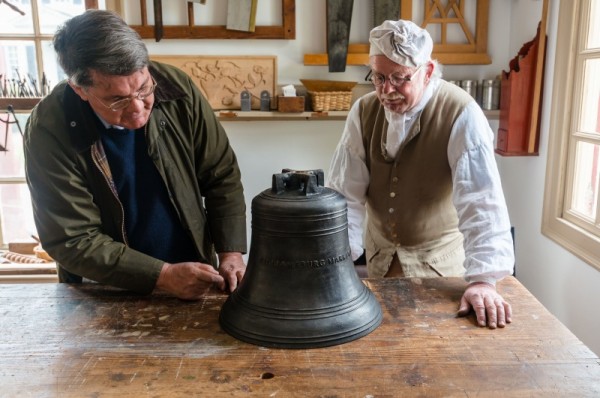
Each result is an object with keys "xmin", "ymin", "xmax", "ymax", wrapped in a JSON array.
[{"xmin": 365, "ymin": 223, "xmax": 465, "ymax": 278}]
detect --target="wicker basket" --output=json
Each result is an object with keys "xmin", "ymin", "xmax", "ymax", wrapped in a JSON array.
[{"xmin": 308, "ymin": 90, "xmax": 353, "ymax": 111}]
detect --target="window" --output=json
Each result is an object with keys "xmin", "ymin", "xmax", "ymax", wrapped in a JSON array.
[
  {"xmin": 0, "ymin": 0, "xmax": 89, "ymax": 248},
  {"xmin": 542, "ymin": 0, "xmax": 600, "ymax": 270}
]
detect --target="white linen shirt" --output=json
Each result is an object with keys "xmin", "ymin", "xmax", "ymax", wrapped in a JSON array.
[{"xmin": 327, "ymin": 79, "xmax": 515, "ymax": 285}]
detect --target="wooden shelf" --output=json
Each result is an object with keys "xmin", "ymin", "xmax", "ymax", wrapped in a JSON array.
[
  {"xmin": 217, "ymin": 109, "xmax": 500, "ymax": 122},
  {"xmin": 1, "ymin": 99, "xmax": 500, "ymax": 121},
  {"xmin": 216, "ymin": 111, "xmax": 349, "ymax": 121}
]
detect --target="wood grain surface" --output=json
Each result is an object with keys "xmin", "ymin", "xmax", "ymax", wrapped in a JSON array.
[
  {"xmin": 151, "ymin": 55, "xmax": 276, "ymax": 111},
  {"xmin": 1, "ymin": 277, "xmax": 599, "ymax": 397}
]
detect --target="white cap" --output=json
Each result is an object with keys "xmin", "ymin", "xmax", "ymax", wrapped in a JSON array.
[{"xmin": 369, "ymin": 20, "xmax": 433, "ymax": 67}]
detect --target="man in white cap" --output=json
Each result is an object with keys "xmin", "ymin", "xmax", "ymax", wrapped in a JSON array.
[{"xmin": 328, "ymin": 20, "xmax": 515, "ymax": 329}]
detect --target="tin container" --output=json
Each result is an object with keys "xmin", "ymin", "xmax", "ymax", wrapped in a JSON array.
[
  {"xmin": 460, "ymin": 80, "xmax": 478, "ymax": 101},
  {"xmin": 481, "ymin": 79, "xmax": 501, "ymax": 110}
]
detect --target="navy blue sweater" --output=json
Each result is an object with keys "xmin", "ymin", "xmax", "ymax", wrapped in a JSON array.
[{"xmin": 101, "ymin": 127, "xmax": 197, "ymax": 263}]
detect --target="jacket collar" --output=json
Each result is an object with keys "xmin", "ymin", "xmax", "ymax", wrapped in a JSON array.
[{"xmin": 149, "ymin": 63, "xmax": 186, "ymax": 103}]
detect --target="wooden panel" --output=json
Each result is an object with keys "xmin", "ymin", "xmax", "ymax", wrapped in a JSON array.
[
  {"xmin": 0, "ymin": 277, "xmax": 599, "ymax": 396},
  {"xmin": 151, "ymin": 55, "xmax": 276, "ymax": 110}
]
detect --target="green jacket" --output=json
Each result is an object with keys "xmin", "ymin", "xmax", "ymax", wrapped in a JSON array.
[{"xmin": 24, "ymin": 61, "xmax": 247, "ymax": 294}]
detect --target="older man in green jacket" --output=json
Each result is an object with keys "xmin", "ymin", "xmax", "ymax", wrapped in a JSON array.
[{"xmin": 24, "ymin": 10, "xmax": 247, "ymax": 299}]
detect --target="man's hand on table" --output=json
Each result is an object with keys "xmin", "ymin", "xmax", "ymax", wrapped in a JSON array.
[
  {"xmin": 155, "ymin": 253, "xmax": 246, "ymax": 300},
  {"xmin": 457, "ymin": 281, "xmax": 512, "ymax": 329},
  {"xmin": 156, "ymin": 261, "xmax": 225, "ymax": 300},
  {"xmin": 217, "ymin": 252, "xmax": 246, "ymax": 292}
]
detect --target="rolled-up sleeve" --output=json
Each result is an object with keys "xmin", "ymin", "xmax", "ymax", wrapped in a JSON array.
[
  {"xmin": 327, "ymin": 100, "xmax": 370, "ymax": 261},
  {"xmin": 448, "ymin": 102, "xmax": 515, "ymax": 285}
]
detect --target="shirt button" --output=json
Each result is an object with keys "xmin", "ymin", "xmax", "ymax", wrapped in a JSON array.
[
  {"xmin": 392, "ymin": 177, "xmax": 398, "ymax": 183},
  {"xmin": 388, "ymin": 208, "xmax": 394, "ymax": 214},
  {"xmin": 390, "ymin": 192, "xmax": 396, "ymax": 198}
]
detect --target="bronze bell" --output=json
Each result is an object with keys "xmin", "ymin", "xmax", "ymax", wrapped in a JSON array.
[{"xmin": 219, "ymin": 169, "xmax": 382, "ymax": 348}]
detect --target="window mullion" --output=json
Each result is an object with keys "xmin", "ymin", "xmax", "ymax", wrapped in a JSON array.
[
  {"xmin": 31, "ymin": 0, "xmax": 41, "ymax": 36},
  {"xmin": 31, "ymin": 0, "xmax": 45, "ymax": 87},
  {"xmin": 563, "ymin": 135, "xmax": 578, "ymax": 217}
]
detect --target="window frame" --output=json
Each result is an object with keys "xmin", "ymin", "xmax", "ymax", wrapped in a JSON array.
[
  {"xmin": 542, "ymin": 0, "xmax": 600, "ymax": 270},
  {"xmin": 0, "ymin": 0, "xmax": 98, "ymax": 249}
]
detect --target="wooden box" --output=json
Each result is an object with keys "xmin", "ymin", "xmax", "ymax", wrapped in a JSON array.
[{"xmin": 277, "ymin": 96, "xmax": 305, "ymax": 113}]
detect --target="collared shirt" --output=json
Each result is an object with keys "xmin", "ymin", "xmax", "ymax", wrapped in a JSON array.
[{"xmin": 327, "ymin": 79, "xmax": 514, "ymax": 285}]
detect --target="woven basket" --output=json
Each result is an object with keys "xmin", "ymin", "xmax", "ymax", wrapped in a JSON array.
[{"xmin": 308, "ymin": 91, "xmax": 353, "ymax": 111}]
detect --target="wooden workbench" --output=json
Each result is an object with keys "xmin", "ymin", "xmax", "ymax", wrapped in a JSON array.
[{"xmin": 1, "ymin": 277, "xmax": 599, "ymax": 396}]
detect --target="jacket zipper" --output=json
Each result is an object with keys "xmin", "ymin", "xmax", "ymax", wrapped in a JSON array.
[{"xmin": 91, "ymin": 141, "xmax": 129, "ymax": 246}]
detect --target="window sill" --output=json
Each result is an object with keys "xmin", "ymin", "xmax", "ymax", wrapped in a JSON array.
[
  {"xmin": 0, "ymin": 98, "xmax": 41, "ymax": 111},
  {"xmin": 0, "ymin": 262, "xmax": 57, "ymax": 283}
]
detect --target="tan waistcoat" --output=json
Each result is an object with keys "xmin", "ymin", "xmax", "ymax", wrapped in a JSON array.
[{"xmin": 359, "ymin": 81, "xmax": 472, "ymax": 277}]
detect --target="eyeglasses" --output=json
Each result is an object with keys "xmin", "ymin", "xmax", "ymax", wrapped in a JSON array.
[
  {"xmin": 86, "ymin": 77, "xmax": 157, "ymax": 111},
  {"xmin": 367, "ymin": 64, "xmax": 424, "ymax": 87}
]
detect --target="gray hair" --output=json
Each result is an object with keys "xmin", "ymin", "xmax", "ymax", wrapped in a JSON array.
[{"xmin": 53, "ymin": 9, "xmax": 149, "ymax": 87}]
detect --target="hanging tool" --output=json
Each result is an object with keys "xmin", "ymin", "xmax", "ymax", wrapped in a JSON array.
[
  {"xmin": 153, "ymin": 0, "xmax": 163, "ymax": 42},
  {"xmin": 7, "ymin": 105, "xmax": 23, "ymax": 136},
  {"xmin": 0, "ymin": 0, "xmax": 26, "ymax": 16},
  {"xmin": 27, "ymin": 73, "xmax": 40, "ymax": 97},
  {"xmin": 186, "ymin": 0, "xmax": 206, "ymax": 25},
  {"xmin": 41, "ymin": 73, "xmax": 48, "ymax": 96},
  {"xmin": 326, "ymin": 0, "xmax": 354, "ymax": 72},
  {"xmin": 373, "ymin": 0, "xmax": 401, "ymax": 28},
  {"xmin": 0, "ymin": 105, "xmax": 24, "ymax": 152},
  {"xmin": 226, "ymin": 0, "xmax": 258, "ymax": 32}
]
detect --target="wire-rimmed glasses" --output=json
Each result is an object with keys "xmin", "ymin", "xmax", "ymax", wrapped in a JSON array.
[
  {"xmin": 86, "ymin": 77, "xmax": 157, "ymax": 111},
  {"xmin": 366, "ymin": 64, "xmax": 424, "ymax": 88}
]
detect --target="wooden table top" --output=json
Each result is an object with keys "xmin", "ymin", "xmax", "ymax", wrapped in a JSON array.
[{"xmin": 1, "ymin": 276, "xmax": 599, "ymax": 397}]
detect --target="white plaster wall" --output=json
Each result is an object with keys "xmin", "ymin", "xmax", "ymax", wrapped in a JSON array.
[
  {"xmin": 126, "ymin": 0, "xmax": 600, "ymax": 355},
  {"xmin": 222, "ymin": 119, "xmax": 343, "ymax": 243}
]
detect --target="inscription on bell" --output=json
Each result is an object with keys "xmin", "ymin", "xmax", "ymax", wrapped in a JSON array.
[{"xmin": 260, "ymin": 250, "xmax": 351, "ymax": 269}]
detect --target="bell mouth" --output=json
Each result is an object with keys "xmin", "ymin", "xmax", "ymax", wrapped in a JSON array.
[{"xmin": 219, "ymin": 283, "xmax": 382, "ymax": 349}]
